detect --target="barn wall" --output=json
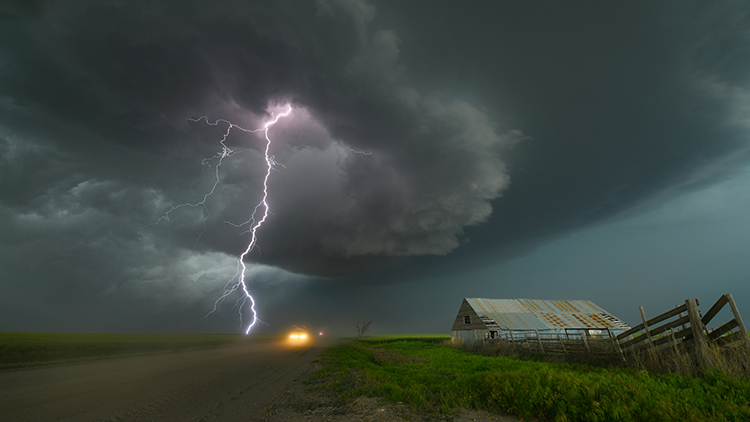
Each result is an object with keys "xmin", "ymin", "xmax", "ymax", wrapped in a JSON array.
[
  {"xmin": 451, "ymin": 298, "xmax": 491, "ymax": 345},
  {"xmin": 450, "ymin": 329, "xmax": 489, "ymax": 345},
  {"xmin": 451, "ymin": 298, "xmax": 488, "ymax": 332}
]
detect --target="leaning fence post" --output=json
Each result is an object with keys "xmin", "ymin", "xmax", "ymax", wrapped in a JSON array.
[
  {"xmin": 678, "ymin": 305, "xmax": 688, "ymax": 331},
  {"xmin": 558, "ymin": 334, "xmax": 568, "ymax": 355},
  {"xmin": 726, "ymin": 294, "xmax": 750, "ymax": 348},
  {"xmin": 534, "ymin": 329, "xmax": 544, "ymax": 353},
  {"xmin": 669, "ymin": 329, "xmax": 680, "ymax": 355},
  {"xmin": 581, "ymin": 331, "xmax": 591, "ymax": 353},
  {"xmin": 686, "ymin": 298, "xmax": 709, "ymax": 368},
  {"xmin": 609, "ymin": 329, "xmax": 626, "ymax": 362},
  {"xmin": 639, "ymin": 306, "xmax": 655, "ymax": 353}
]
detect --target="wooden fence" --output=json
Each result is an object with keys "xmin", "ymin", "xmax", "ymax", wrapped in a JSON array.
[
  {"xmin": 491, "ymin": 328, "xmax": 621, "ymax": 357},
  {"xmin": 615, "ymin": 294, "xmax": 750, "ymax": 366},
  {"xmin": 487, "ymin": 294, "xmax": 749, "ymax": 365}
]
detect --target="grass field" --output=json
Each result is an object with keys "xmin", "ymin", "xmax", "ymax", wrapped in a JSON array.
[
  {"xmin": 310, "ymin": 337, "xmax": 750, "ymax": 422},
  {"xmin": 0, "ymin": 332, "xmax": 268, "ymax": 369}
]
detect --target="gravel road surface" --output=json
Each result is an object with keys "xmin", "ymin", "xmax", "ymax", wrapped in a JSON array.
[{"xmin": 0, "ymin": 339, "xmax": 323, "ymax": 422}]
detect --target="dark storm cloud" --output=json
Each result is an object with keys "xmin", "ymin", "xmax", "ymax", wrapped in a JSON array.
[
  {"xmin": 2, "ymin": 0, "xmax": 750, "ymax": 333},
  {"xmin": 373, "ymin": 1, "xmax": 750, "ymax": 270},
  {"xmin": 1, "ymin": 0, "xmax": 522, "ymax": 278}
]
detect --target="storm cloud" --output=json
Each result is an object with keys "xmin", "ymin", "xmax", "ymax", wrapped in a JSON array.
[
  {"xmin": 2, "ymin": 0, "xmax": 750, "ymax": 333},
  {"xmin": 2, "ymin": 0, "xmax": 521, "ymax": 274}
]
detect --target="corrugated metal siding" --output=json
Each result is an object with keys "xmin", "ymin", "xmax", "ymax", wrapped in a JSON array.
[
  {"xmin": 467, "ymin": 298, "xmax": 547, "ymax": 330},
  {"xmin": 493, "ymin": 312, "xmax": 548, "ymax": 330},
  {"xmin": 470, "ymin": 298, "xmax": 527, "ymax": 314},
  {"xmin": 465, "ymin": 298, "xmax": 630, "ymax": 331}
]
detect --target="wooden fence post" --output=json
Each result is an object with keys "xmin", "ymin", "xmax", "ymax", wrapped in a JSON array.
[
  {"xmin": 609, "ymin": 329, "xmax": 626, "ymax": 362},
  {"xmin": 558, "ymin": 334, "xmax": 568, "ymax": 355},
  {"xmin": 581, "ymin": 332, "xmax": 591, "ymax": 353},
  {"xmin": 686, "ymin": 298, "xmax": 709, "ymax": 368},
  {"xmin": 534, "ymin": 329, "xmax": 544, "ymax": 353},
  {"xmin": 726, "ymin": 294, "xmax": 750, "ymax": 348},
  {"xmin": 678, "ymin": 305, "xmax": 688, "ymax": 331},
  {"xmin": 666, "ymin": 328, "xmax": 681, "ymax": 355},
  {"xmin": 639, "ymin": 306, "xmax": 655, "ymax": 353}
]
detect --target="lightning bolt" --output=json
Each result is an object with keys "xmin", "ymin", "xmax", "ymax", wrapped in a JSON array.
[
  {"xmin": 152, "ymin": 117, "xmax": 235, "ymax": 246},
  {"xmin": 156, "ymin": 104, "xmax": 293, "ymax": 334},
  {"xmin": 347, "ymin": 146, "xmax": 372, "ymax": 155}
]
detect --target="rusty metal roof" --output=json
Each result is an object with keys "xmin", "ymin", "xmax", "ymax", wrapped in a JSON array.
[{"xmin": 465, "ymin": 298, "xmax": 630, "ymax": 331}]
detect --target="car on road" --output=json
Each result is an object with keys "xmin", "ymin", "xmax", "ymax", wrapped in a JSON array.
[{"xmin": 287, "ymin": 325, "xmax": 310, "ymax": 345}]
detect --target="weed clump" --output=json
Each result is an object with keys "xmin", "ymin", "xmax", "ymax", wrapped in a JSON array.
[{"xmin": 627, "ymin": 343, "xmax": 750, "ymax": 379}]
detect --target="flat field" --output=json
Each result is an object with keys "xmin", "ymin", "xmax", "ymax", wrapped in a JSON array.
[
  {"xmin": 311, "ymin": 337, "xmax": 750, "ymax": 422},
  {"xmin": 0, "ymin": 331, "xmax": 268, "ymax": 368}
]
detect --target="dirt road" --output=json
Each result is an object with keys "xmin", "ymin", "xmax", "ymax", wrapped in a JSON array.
[{"xmin": 0, "ymin": 339, "xmax": 323, "ymax": 422}]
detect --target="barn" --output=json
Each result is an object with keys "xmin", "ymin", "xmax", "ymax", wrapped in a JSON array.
[{"xmin": 451, "ymin": 298, "xmax": 631, "ymax": 345}]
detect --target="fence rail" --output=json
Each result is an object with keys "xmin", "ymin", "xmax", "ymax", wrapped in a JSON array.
[
  {"xmin": 483, "ymin": 294, "xmax": 749, "ymax": 366},
  {"xmin": 488, "ymin": 328, "xmax": 621, "ymax": 357},
  {"xmin": 611, "ymin": 294, "xmax": 749, "ymax": 367}
]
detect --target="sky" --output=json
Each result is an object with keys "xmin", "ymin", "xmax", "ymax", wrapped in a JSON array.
[{"xmin": 2, "ymin": 0, "xmax": 750, "ymax": 336}]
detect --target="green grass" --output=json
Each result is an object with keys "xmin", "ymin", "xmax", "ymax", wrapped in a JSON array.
[
  {"xmin": 310, "ymin": 337, "xmax": 750, "ymax": 421},
  {"xmin": 0, "ymin": 332, "xmax": 270, "ymax": 369},
  {"xmin": 357, "ymin": 334, "xmax": 450, "ymax": 344}
]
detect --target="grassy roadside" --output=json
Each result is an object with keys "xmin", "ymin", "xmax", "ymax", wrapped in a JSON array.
[
  {"xmin": 0, "ymin": 332, "xmax": 271, "ymax": 369},
  {"xmin": 310, "ymin": 337, "xmax": 750, "ymax": 421}
]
